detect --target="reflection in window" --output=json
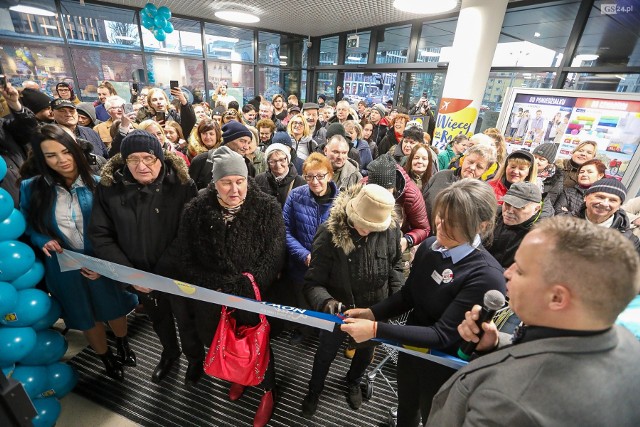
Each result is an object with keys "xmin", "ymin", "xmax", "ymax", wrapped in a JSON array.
[
  {"xmin": 205, "ymin": 23, "xmax": 253, "ymax": 63},
  {"xmin": 320, "ymin": 36, "xmax": 339, "ymax": 66},
  {"xmin": 259, "ymin": 31, "xmax": 280, "ymax": 65},
  {"xmin": 416, "ymin": 19, "xmax": 457, "ymax": 63},
  {"xmin": 258, "ymin": 66, "xmax": 283, "ymax": 99},
  {"xmin": 71, "ymin": 48, "xmax": 144, "ymax": 101},
  {"xmin": 142, "ymin": 17, "xmax": 202, "ymax": 56},
  {"xmin": 396, "ymin": 72, "xmax": 445, "ymax": 111},
  {"xmin": 280, "ymin": 70, "xmax": 302, "ymax": 99},
  {"xmin": 146, "ymin": 56, "xmax": 206, "ymax": 104},
  {"xmin": 345, "ymin": 31, "xmax": 370, "ymax": 65},
  {"xmin": 376, "ymin": 25, "xmax": 411, "ymax": 64},
  {"xmin": 207, "ymin": 61, "xmax": 254, "ymax": 105},
  {"xmin": 564, "ymin": 73, "xmax": 640, "ymax": 93},
  {"xmin": 0, "ymin": 0, "xmax": 62, "ymax": 42},
  {"xmin": 344, "ymin": 72, "xmax": 397, "ymax": 105},
  {"xmin": 0, "ymin": 42, "xmax": 71, "ymax": 97},
  {"xmin": 316, "ymin": 72, "xmax": 336, "ymax": 98},
  {"xmin": 60, "ymin": 0, "xmax": 140, "ymax": 50}
]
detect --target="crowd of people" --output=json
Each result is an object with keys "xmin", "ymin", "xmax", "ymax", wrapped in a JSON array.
[{"xmin": 1, "ymin": 78, "xmax": 639, "ymax": 427}]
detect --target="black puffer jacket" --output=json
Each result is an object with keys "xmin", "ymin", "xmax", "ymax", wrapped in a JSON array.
[
  {"xmin": 304, "ymin": 184, "xmax": 404, "ymax": 311},
  {"xmin": 554, "ymin": 184, "xmax": 587, "ymax": 215},
  {"xmin": 255, "ymin": 164, "xmax": 306, "ymax": 207}
]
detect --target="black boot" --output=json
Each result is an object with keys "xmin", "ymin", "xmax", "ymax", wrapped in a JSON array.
[
  {"xmin": 99, "ymin": 349, "xmax": 124, "ymax": 381},
  {"xmin": 115, "ymin": 336, "xmax": 137, "ymax": 367}
]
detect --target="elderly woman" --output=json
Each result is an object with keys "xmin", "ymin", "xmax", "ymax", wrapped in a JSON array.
[
  {"xmin": 341, "ymin": 179, "xmax": 506, "ymax": 426},
  {"xmin": 489, "ymin": 149, "xmax": 538, "ymax": 204},
  {"xmin": 187, "ymin": 119, "xmax": 222, "ymax": 161},
  {"xmin": 301, "ymin": 183, "xmax": 403, "ymax": 418},
  {"xmin": 557, "ymin": 140, "xmax": 598, "ymax": 189},
  {"xmin": 554, "ymin": 159, "xmax": 606, "ymax": 214},
  {"xmin": 21, "ymin": 125, "xmax": 138, "ymax": 380},
  {"xmin": 157, "ymin": 146, "xmax": 285, "ymax": 427},
  {"xmin": 378, "ymin": 112, "xmax": 410, "ymax": 156},
  {"xmin": 437, "ymin": 133, "xmax": 469, "ymax": 171},
  {"xmin": 255, "ymin": 142, "xmax": 306, "ymax": 207},
  {"xmin": 391, "ymin": 127, "xmax": 424, "ymax": 166}
]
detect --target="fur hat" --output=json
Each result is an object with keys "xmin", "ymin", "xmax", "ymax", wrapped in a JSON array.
[
  {"xmin": 586, "ymin": 178, "xmax": 627, "ymax": 203},
  {"xmin": 20, "ymin": 88, "xmax": 51, "ymax": 114},
  {"xmin": 221, "ymin": 121, "xmax": 252, "ymax": 144},
  {"xmin": 367, "ymin": 154, "xmax": 397, "ymax": 190},
  {"xmin": 265, "ymin": 143, "xmax": 291, "ymax": 164},
  {"xmin": 211, "ymin": 145, "xmax": 248, "ymax": 182},
  {"xmin": 120, "ymin": 130, "xmax": 164, "ymax": 162},
  {"xmin": 346, "ymin": 184, "xmax": 395, "ymax": 232},
  {"xmin": 532, "ymin": 143, "xmax": 559, "ymax": 163},
  {"xmin": 76, "ymin": 102, "xmax": 97, "ymax": 125}
]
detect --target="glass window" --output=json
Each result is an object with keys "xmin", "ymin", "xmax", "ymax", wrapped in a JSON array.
[
  {"xmin": 258, "ymin": 66, "xmax": 282, "ymax": 99},
  {"xmin": 316, "ymin": 72, "xmax": 336, "ymax": 99},
  {"xmin": 301, "ymin": 70, "xmax": 308, "ymax": 103},
  {"xmin": 142, "ymin": 17, "xmax": 202, "ymax": 56},
  {"xmin": 493, "ymin": 1, "xmax": 581, "ymax": 67},
  {"xmin": 416, "ymin": 19, "xmax": 457, "ymax": 63},
  {"xmin": 204, "ymin": 23, "xmax": 253, "ymax": 63},
  {"xmin": 278, "ymin": 35, "xmax": 305, "ymax": 68},
  {"xmin": 344, "ymin": 72, "xmax": 397, "ymax": 105},
  {"xmin": 258, "ymin": 31, "xmax": 280, "ymax": 65},
  {"xmin": 396, "ymin": 72, "xmax": 446, "ymax": 111},
  {"xmin": 60, "ymin": 0, "xmax": 140, "ymax": 50},
  {"xmin": 376, "ymin": 25, "xmax": 411, "ymax": 64},
  {"xmin": 70, "ymin": 48, "xmax": 144, "ymax": 102},
  {"xmin": 572, "ymin": 2, "xmax": 640, "ymax": 67},
  {"xmin": 0, "ymin": 42, "xmax": 72, "ymax": 97},
  {"xmin": 564, "ymin": 73, "xmax": 640, "ymax": 93},
  {"xmin": 0, "ymin": 0, "xmax": 62, "ymax": 42},
  {"xmin": 319, "ymin": 36, "xmax": 339, "ymax": 66},
  {"xmin": 345, "ymin": 31, "xmax": 370, "ymax": 65},
  {"xmin": 280, "ymin": 70, "xmax": 302, "ymax": 99},
  {"xmin": 146, "ymin": 56, "xmax": 206, "ymax": 104},
  {"xmin": 207, "ymin": 61, "xmax": 254, "ymax": 106}
]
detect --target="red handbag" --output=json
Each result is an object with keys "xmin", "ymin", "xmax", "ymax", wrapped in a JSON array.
[{"xmin": 204, "ymin": 272, "xmax": 271, "ymax": 386}]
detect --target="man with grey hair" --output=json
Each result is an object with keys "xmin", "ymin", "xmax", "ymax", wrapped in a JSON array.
[
  {"xmin": 94, "ymin": 95, "xmax": 127, "ymax": 146},
  {"xmin": 324, "ymin": 134, "xmax": 362, "ymax": 191},
  {"xmin": 428, "ymin": 216, "xmax": 640, "ymax": 426},
  {"xmin": 327, "ymin": 100, "xmax": 356, "ymax": 125}
]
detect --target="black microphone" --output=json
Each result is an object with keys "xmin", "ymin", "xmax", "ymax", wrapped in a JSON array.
[{"xmin": 457, "ymin": 290, "xmax": 506, "ymax": 361}]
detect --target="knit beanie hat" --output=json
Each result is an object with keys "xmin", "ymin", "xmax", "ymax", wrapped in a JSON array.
[
  {"xmin": 20, "ymin": 88, "xmax": 51, "ymax": 114},
  {"xmin": 318, "ymin": 94, "xmax": 326, "ymax": 102},
  {"xmin": 211, "ymin": 145, "xmax": 248, "ymax": 182},
  {"xmin": 76, "ymin": 102, "xmax": 97, "ymax": 124},
  {"xmin": 367, "ymin": 154, "xmax": 397, "ymax": 190},
  {"xmin": 326, "ymin": 123, "xmax": 347, "ymax": 140},
  {"xmin": 346, "ymin": 184, "xmax": 396, "ymax": 233},
  {"xmin": 120, "ymin": 130, "xmax": 164, "ymax": 162},
  {"xmin": 221, "ymin": 121, "xmax": 253, "ymax": 144},
  {"xmin": 373, "ymin": 103, "xmax": 386, "ymax": 117},
  {"xmin": 585, "ymin": 178, "xmax": 627, "ymax": 203},
  {"xmin": 271, "ymin": 130, "xmax": 293, "ymax": 147},
  {"xmin": 265, "ymin": 143, "xmax": 291, "ymax": 164},
  {"xmin": 532, "ymin": 143, "xmax": 559, "ymax": 163}
]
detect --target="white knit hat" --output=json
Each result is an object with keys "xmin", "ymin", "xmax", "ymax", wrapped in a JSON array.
[
  {"xmin": 346, "ymin": 184, "xmax": 395, "ymax": 232},
  {"xmin": 264, "ymin": 143, "xmax": 291, "ymax": 164}
]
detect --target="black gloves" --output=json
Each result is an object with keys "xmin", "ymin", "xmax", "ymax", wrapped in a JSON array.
[{"xmin": 323, "ymin": 299, "xmax": 345, "ymax": 315}]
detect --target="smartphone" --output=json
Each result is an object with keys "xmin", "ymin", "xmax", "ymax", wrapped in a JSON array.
[
  {"xmin": 132, "ymin": 83, "xmax": 139, "ymax": 92},
  {"xmin": 170, "ymin": 80, "xmax": 179, "ymax": 90},
  {"xmin": 155, "ymin": 111, "xmax": 166, "ymax": 122},
  {"xmin": 0, "ymin": 75, "xmax": 6, "ymax": 90},
  {"xmin": 123, "ymin": 103, "xmax": 134, "ymax": 114}
]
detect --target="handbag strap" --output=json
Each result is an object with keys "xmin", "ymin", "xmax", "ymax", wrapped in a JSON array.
[{"xmin": 242, "ymin": 272, "xmax": 262, "ymax": 301}]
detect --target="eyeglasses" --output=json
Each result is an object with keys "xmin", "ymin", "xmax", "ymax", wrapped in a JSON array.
[
  {"xmin": 268, "ymin": 157, "xmax": 288, "ymax": 166},
  {"xmin": 291, "ymin": 121, "xmax": 304, "ymax": 127},
  {"xmin": 225, "ymin": 109, "xmax": 238, "ymax": 116},
  {"xmin": 126, "ymin": 156, "xmax": 158, "ymax": 167},
  {"xmin": 304, "ymin": 172, "xmax": 329, "ymax": 182}
]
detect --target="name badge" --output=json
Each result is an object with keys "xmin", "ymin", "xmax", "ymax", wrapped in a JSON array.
[{"xmin": 431, "ymin": 270, "xmax": 443, "ymax": 285}]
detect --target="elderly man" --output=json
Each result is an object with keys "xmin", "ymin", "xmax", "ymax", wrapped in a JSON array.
[
  {"xmin": 324, "ymin": 134, "xmax": 362, "ymax": 191},
  {"xmin": 94, "ymin": 95, "xmax": 126, "ymax": 147},
  {"xmin": 255, "ymin": 141, "xmax": 306, "ymax": 207},
  {"xmin": 327, "ymin": 100, "xmax": 356, "ymax": 125},
  {"xmin": 303, "ymin": 102, "xmax": 327, "ymax": 146},
  {"xmin": 487, "ymin": 182, "xmax": 547, "ymax": 268},
  {"xmin": 51, "ymin": 98, "xmax": 109, "ymax": 158},
  {"xmin": 89, "ymin": 130, "xmax": 200, "ymax": 386},
  {"xmin": 428, "ymin": 216, "xmax": 640, "ymax": 426}
]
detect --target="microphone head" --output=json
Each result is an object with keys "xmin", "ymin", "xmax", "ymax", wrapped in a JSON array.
[{"xmin": 484, "ymin": 290, "xmax": 506, "ymax": 311}]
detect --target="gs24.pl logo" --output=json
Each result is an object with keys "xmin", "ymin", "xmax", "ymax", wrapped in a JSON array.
[{"xmin": 602, "ymin": 2, "xmax": 634, "ymax": 14}]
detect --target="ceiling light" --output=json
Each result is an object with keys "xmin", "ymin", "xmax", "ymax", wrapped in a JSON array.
[
  {"xmin": 215, "ymin": 10, "xmax": 260, "ymax": 24},
  {"xmin": 9, "ymin": 5, "xmax": 56, "ymax": 16},
  {"xmin": 393, "ymin": 0, "xmax": 457, "ymax": 14},
  {"xmin": 40, "ymin": 24, "xmax": 58, "ymax": 30}
]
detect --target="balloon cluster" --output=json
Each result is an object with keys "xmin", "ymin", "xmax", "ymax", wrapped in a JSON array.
[
  {"xmin": 0, "ymin": 158, "xmax": 77, "ymax": 427},
  {"xmin": 140, "ymin": 3, "xmax": 173, "ymax": 42}
]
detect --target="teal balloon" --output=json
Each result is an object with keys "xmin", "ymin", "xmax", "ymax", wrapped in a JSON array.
[
  {"xmin": 31, "ymin": 298, "xmax": 62, "ymax": 331},
  {"xmin": 140, "ymin": 12, "xmax": 155, "ymax": 30},
  {"xmin": 1, "ymin": 288, "xmax": 51, "ymax": 327},
  {"xmin": 154, "ymin": 15, "xmax": 167, "ymax": 29},
  {"xmin": 20, "ymin": 330, "xmax": 67, "ymax": 365},
  {"xmin": 32, "ymin": 397, "xmax": 61, "ymax": 427},
  {"xmin": 154, "ymin": 28, "xmax": 166, "ymax": 42},
  {"xmin": 40, "ymin": 362, "xmax": 77, "ymax": 399},
  {"xmin": 0, "ymin": 157, "xmax": 7, "ymax": 181},
  {"xmin": 1, "ymin": 363, "xmax": 15, "ymax": 377},
  {"xmin": 0, "ymin": 240, "xmax": 35, "ymax": 282},
  {"xmin": 0, "ymin": 281, "xmax": 18, "ymax": 313},
  {"xmin": 11, "ymin": 260, "xmax": 44, "ymax": 291},
  {"xmin": 164, "ymin": 21, "xmax": 174, "ymax": 34},
  {"xmin": 11, "ymin": 365, "xmax": 49, "ymax": 398},
  {"xmin": 157, "ymin": 6, "xmax": 171, "ymax": 20},
  {"xmin": 0, "ymin": 209, "xmax": 27, "ymax": 241},
  {"xmin": 143, "ymin": 3, "xmax": 157, "ymax": 17},
  {"xmin": 0, "ymin": 188, "xmax": 13, "ymax": 222},
  {"xmin": 0, "ymin": 327, "xmax": 37, "ymax": 364}
]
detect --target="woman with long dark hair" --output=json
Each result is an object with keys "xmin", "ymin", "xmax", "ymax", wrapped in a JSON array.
[{"xmin": 19, "ymin": 124, "xmax": 137, "ymax": 381}]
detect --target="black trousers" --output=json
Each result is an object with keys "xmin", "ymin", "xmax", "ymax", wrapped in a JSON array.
[
  {"xmin": 396, "ymin": 352, "xmax": 456, "ymax": 427},
  {"xmin": 308, "ymin": 327, "xmax": 375, "ymax": 394}
]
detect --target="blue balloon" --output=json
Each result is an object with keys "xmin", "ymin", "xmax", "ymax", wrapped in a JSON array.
[
  {"xmin": 0, "ymin": 281, "xmax": 18, "ymax": 313},
  {"xmin": 154, "ymin": 28, "xmax": 167, "ymax": 42},
  {"xmin": 0, "ymin": 208, "xmax": 27, "ymax": 241},
  {"xmin": 0, "ymin": 326, "xmax": 37, "ymax": 364},
  {"xmin": 0, "ymin": 240, "xmax": 35, "ymax": 282},
  {"xmin": 32, "ymin": 397, "xmax": 61, "ymax": 427},
  {"xmin": 157, "ymin": 6, "xmax": 171, "ymax": 20},
  {"xmin": 154, "ymin": 15, "xmax": 167, "ymax": 29},
  {"xmin": 0, "ymin": 157, "xmax": 7, "ymax": 181},
  {"xmin": 1, "ymin": 288, "xmax": 51, "ymax": 327},
  {"xmin": 11, "ymin": 365, "xmax": 49, "ymax": 398},
  {"xmin": 31, "ymin": 298, "xmax": 62, "ymax": 331},
  {"xmin": 164, "ymin": 21, "xmax": 174, "ymax": 34},
  {"xmin": 0, "ymin": 188, "xmax": 13, "ymax": 222},
  {"xmin": 39, "ymin": 362, "xmax": 77, "ymax": 399},
  {"xmin": 20, "ymin": 330, "xmax": 67, "ymax": 365},
  {"xmin": 140, "ymin": 12, "xmax": 155, "ymax": 30},
  {"xmin": 1, "ymin": 363, "xmax": 15, "ymax": 377},
  {"xmin": 11, "ymin": 260, "xmax": 44, "ymax": 291},
  {"xmin": 143, "ymin": 3, "xmax": 157, "ymax": 17}
]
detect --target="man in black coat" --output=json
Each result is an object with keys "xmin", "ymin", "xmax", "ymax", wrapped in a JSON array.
[{"xmin": 88, "ymin": 130, "xmax": 200, "ymax": 385}]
